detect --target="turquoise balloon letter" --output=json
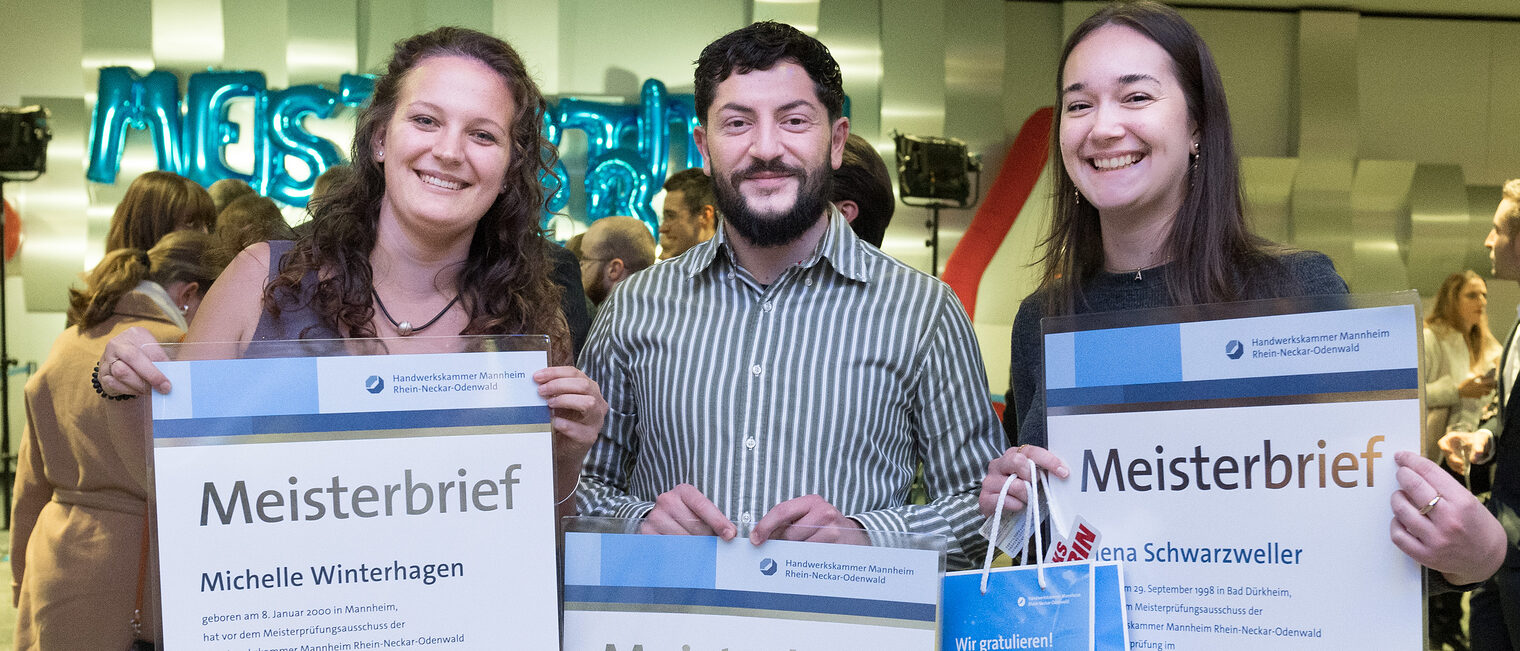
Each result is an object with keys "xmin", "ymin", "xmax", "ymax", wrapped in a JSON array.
[
  {"xmin": 87, "ymin": 67, "xmax": 182, "ymax": 183},
  {"xmin": 260, "ymin": 84, "xmax": 344, "ymax": 207},
  {"xmin": 182, "ymin": 70, "xmax": 267, "ymax": 188}
]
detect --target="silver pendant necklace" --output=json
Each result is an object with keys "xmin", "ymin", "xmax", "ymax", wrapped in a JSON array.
[{"xmin": 372, "ymin": 289, "xmax": 461, "ymax": 336}]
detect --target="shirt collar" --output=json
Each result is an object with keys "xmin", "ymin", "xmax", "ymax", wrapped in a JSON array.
[{"xmin": 677, "ymin": 204, "xmax": 871, "ymax": 284}]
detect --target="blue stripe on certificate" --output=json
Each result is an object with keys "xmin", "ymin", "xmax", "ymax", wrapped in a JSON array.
[
  {"xmin": 152, "ymin": 406, "xmax": 550, "ymax": 438},
  {"xmin": 563, "ymin": 585, "xmax": 937, "ymax": 622},
  {"xmin": 1074, "ymin": 324, "xmax": 1183, "ymax": 387},
  {"xmin": 597, "ymin": 535, "xmax": 717, "ymax": 588},
  {"xmin": 191, "ymin": 358, "xmax": 319, "ymax": 418},
  {"xmin": 1047, "ymin": 368, "xmax": 1417, "ymax": 407}
]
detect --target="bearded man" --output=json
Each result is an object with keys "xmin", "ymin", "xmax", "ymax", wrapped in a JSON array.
[{"xmin": 575, "ymin": 21, "xmax": 1002, "ymax": 570}]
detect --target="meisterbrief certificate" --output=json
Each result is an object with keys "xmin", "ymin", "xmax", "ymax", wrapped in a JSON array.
[
  {"xmin": 562, "ymin": 525, "xmax": 944, "ymax": 650},
  {"xmin": 1042, "ymin": 293, "xmax": 1422, "ymax": 649},
  {"xmin": 148, "ymin": 340, "xmax": 558, "ymax": 649}
]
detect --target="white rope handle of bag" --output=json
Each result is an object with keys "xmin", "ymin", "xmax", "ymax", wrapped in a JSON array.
[{"xmin": 980, "ymin": 458, "xmax": 1045, "ymax": 594}]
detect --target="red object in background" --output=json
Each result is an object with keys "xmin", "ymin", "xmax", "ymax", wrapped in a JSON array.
[
  {"xmin": 940, "ymin": 107, "xmax": 1054, "ymax": 321},
  {"xmin": 2, "ymin": 199, "xmax": 18, "ymax": 262}
]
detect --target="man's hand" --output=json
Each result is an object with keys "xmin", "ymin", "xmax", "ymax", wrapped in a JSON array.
[
  {"xmin": 749, "ymin": 495, "xmax": 870, "ymax": 545},
  {"xmin": 639, "ymin": 484, "xmax": 737, "ymax": 540}
]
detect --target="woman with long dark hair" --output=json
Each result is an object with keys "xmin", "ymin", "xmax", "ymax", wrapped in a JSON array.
[
  {"xmin": 984, "ymin": 0, "xmax": 1503, "ymax": 590},
  {"xmin": 96, "ymin": 27, "xmax": 605, "ymax": 517},
  {"xmin": 12, "ymin": 231, "xmax": 224, "ymax": 649}
]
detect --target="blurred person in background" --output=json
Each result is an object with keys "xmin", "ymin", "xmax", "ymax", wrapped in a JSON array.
[
  {"xmin": 580, "ymin": 216, "xmax": 655, "ymax": 309},
  {"xmin": 207, "ymin": 178, "xmax": 256, "ymax": 214},
  {"xmin": 658, "ymin": 167, "xmax": 718, "ymax": 259},
  {"xmin": 831, "ymin": 134, "xmax": 895, "ymax": 248},
  {"xmin": 1423, "ymin": 270, "xmax": 1499, "ymax": 651},
  {"xmin": 1425, "ymin": 271, "xmax": 1500, "ymax": 462},
  {"xmin": 11, "ymin": 230, "xmax": 226, "ymax": 649},
  {"xmin": 104, "ymin": 171, "xmax": 217, "ymax": 253},
  {"xmin": 215, "ymin": 193, "xmax": 297, "ymax": 259}
]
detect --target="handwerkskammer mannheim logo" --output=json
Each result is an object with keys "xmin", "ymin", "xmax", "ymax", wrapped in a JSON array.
[
  {"xmin": 365, "ymin": 375, "xmax": 384, "ymax": 394},
  {"xmin": 1225, "ymin": 340, "xmax": 1245, "ymax": 360},
  {"xmin": 759, "ymin": 558, "xmax": 777, "ymax": 576}
]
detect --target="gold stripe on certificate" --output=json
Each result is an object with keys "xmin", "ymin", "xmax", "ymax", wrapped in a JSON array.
[{"xmin": 153, "ymin": 423, "xmax": 548, "ymax": 448}]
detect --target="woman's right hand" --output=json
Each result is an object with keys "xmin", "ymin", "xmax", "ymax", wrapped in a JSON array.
[
  {"xmin": 1459, "ymin": 374, "xmax": 1497, "ymax": 398},
  {"xmin": 978, "ymin": 444, "xmax": 1070, "ymax": 518},
  {"xmin": 96, "ymin": 326, "xmax": 172, "ymax": 397}
]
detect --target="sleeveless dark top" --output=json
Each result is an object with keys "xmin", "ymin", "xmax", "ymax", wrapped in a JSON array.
[{"xmin": 251, "ymin": 240, "xmax": 341, "ymax": 341}]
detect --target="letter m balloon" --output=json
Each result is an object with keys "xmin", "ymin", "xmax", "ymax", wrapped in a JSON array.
[{"xmin": 88, "ymin": 67, "xmax": 183, "ymax": 183}]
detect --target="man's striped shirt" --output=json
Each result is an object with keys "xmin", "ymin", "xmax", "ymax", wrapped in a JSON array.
[{"xmin": 576, "ymin": 209, "xmax": 1003, "ymax": 569}]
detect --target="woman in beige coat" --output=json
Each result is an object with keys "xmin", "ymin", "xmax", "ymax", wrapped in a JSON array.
[{"xmin": 11, "ymin": 230, "xmax": 223, "ymax": 649}]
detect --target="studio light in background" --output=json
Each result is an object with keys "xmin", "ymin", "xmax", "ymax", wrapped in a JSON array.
[
  {"xmin": 0, "ymin": 106, "xmax": 51, "ymax": 179},
  {"xmin": 0, "ymin": 104, "xmax": 51, "ymax": 528},
  {"xmin": 893, "ymin": 132, "xmax": 980, "ymax": 275}
]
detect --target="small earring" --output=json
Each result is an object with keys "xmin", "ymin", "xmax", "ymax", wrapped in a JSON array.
[
  {"xmin": 179, "ymin": 304, "xmax": 190, "ymax": 316},
  {"xmin": 376, "ymin": 149, "xmax": 384, "ymax": 161},
  {"xmin": 1073, "ymin": 188, "xmax": 1083, "ymax": 205},
  {"xmin": 1189, "ymin": 146, "xmax": 1200, "ymax": 186}
]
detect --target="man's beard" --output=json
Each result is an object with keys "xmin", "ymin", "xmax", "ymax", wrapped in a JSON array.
[
  {"xmin": 586, "ymin": 279, "xmax": 608, "ymax": 305},
  {"xmin": 713, "ymin": 157, "xmax": 832, "ymax": 248}
]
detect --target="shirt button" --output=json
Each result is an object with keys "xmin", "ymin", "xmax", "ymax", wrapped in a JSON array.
[
  {"xmin": 805, "ymin": 278, "xmax": 814, "ymax": 287},
  {"xmin": 745, "ymin": 437, "xmax": 757, "ymax": 450},
  {"xmin": 750, "ymin": 364, "xmax": 763, "ymax": 376},
  {"xmin": 740, "ymin": 511, "xmax": 753, "ymax": 523},
  {"xmin": 763, "ymin": 301, "xmax": 773, "ymax": 312}
]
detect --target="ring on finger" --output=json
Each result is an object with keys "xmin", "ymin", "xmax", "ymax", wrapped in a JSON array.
[
  {"xmin": 1418, "ymin": 494, "xmax": 1443, "ymax": 516},
  {"xmin": 109, "ymin": 358, "xmax": 123, "ymax": 376}
]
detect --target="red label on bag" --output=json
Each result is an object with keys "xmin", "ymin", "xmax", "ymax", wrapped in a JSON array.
[{"xmin": 1046, "ymin": 517, "xmax": 1102, "ymax": 563}]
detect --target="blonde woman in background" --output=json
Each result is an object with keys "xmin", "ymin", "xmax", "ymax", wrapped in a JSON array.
[
  {"xmin": 1424, "ymin": 271, "xmax": 1501, "ymax": 462},
  {"xmin": 1422, "ymin": 271, "xmax": 1497, "ymax": 651},
  {"xmin": 11, "ymin": 231, "xmax": 225, "ymax": 649}
]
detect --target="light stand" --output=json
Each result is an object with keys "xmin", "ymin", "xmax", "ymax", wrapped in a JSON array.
[
  {"xmin": 892, "ymin": 132, "xmax": 980, "ymax": 276},
  {"xmin": 0, "ymin": 183, "xmax": 14, "ymax": 520},
  {"xmin": 0, "ymin": 105, "xmax": 51, "ymax": 529}
]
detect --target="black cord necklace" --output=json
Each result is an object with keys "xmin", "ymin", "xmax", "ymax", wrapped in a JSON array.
[{"xmin": 372, "ymin": 289, "xmax": 461, "ymax": 336}]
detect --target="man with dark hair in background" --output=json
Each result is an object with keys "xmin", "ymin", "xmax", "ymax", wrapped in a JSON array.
[
  {"xmin": 658, "ymin": 168, "xmax": 718, "ymax": 259},
  {"xmin": 831, "ymin": 133, "xmax": 895, "ymax": 248},
  {"xmin": 577, "ymin": 20, "xmax": 1001, "ymax": 570},
  {"xmin": 580, "ymin": 216, "xmax": 655, "ymax": 308}
]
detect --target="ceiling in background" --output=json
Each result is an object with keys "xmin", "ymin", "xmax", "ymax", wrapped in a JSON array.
[{"xmin": 1008, "ymin": 0, "xmax": 1520, "ymax": 21}]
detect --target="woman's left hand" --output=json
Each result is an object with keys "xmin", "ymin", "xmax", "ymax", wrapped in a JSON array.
[
  {"xmin": 534, "ymin": 366, "xmax": 606, "ymax": 468},
  {"xmin": 534, "ymin": 366, "xmax": 606, "ymax": 519},
  {"xmin": 979, "ymin": 444, "xmax": 1070, "ymax": 518},
  {"xmin": 1389, "ymin": 451, "xmax": 1505, "ymax": 586}
]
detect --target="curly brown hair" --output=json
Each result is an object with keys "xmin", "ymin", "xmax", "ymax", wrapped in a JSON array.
[{"xmin": 263, "ymin": 26, "xmax": 569, "ymax": 363}]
